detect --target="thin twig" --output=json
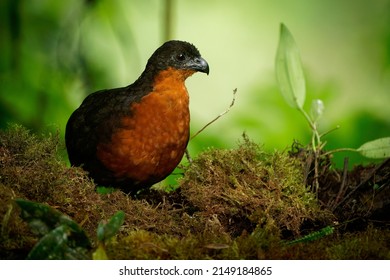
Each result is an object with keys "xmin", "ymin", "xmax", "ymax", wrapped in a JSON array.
[
  {"xmin": 313, "ymin": 149, "xmax": 319, "ymax": 196},
  {"xmin": 330, "ymin": 157, "xmax": 349, "ymax": 210},
  {"xmin": 333, "ymin": 158, "xmax": 390, "ymax": 210},
  {"xmin": 319, "ymin": 125, "xmax": 340, "ymax": 138},
  {"xmin": 190, "ymin": 88, "xmax": 237, "ymax": 140},
  {"xmin": 322, "ymin": 147, "xmax": 357, "ymax": 158}
]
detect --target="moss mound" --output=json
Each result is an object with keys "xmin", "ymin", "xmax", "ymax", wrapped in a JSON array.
[
  {"xmin": 180, "ymin": 138, "xmax": 327, "ymax": 236},
  {"xmin": 0, "ymin": 125, "xmax": 389, "ymax": 259}
]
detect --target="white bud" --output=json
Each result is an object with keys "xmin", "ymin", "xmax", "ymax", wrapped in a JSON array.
[{"xmin": 310, "ymin": 99, "xmax": 325, "ymax": 122}]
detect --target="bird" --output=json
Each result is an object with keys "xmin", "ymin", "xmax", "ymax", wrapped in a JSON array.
[{"xmin": 65, "ymin": 40, "xmax": 209, "ymax": 193}]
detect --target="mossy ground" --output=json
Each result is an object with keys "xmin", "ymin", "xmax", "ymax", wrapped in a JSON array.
[{"xmin": 0, "ymin": 125, "xmax": 389, "ymax": 259}]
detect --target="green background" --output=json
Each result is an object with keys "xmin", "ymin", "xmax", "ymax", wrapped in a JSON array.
[{"xmin": 1, "ymin": 0, "xmax": 389, "ymax": 170}]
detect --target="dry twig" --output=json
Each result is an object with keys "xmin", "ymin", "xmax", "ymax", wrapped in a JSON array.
[
  {"xmin": 190, "ymin": 88, "xmax": 237, "ymax": 140},
  {"xmin": 185, "ymin": 89, "xmax": 238, "ymax": 162}
]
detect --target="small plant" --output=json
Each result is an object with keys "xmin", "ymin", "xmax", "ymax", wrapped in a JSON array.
[
  {"xmin": 93, "ymin": 210, "xmax": 125, "ymax": 260},
  {"xmin": 15, "ymin": 198, "xmax": 124, "ymax": 260},
  {"xmin": 15, "ymin": 199, "xmax": 91, "ymax": 259},
  {"xmin": 285, "ymin": 226, "xmax": 334, "ymax": 246},
  {"xmin": 275, "ymin": 23, "xmax": 390, "ymax": 191}
]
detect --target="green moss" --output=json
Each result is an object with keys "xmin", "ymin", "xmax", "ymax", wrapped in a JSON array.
[
  {"xmin": 180, "ymin": 136, "xmax": 328, "ymax": 236},
  {"xmin": 0, "ymin": 125, "xmax": 109, "ymax": 256},
  {"xmin": 0, "ymin": 125, "xmax": 388, "ymax": 260},
  {"xmin": 328, "ymin": 226, "xmax": 390, "ymax": 259}
]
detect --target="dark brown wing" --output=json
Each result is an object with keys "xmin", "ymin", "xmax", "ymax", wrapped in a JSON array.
[{"xmin": 65, "ymin": 83, "xmax": 150, "ymax": 176}]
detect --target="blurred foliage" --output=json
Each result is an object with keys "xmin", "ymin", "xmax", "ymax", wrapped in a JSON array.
[
  {"xmin": 15, "ymin": 199, "xmax": 91, "ymax": 260},
  {"xmin": 0, "ymin": 0, "xmax": 389, "ymax": 174}
]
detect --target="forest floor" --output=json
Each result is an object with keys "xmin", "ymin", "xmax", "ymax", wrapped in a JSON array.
[{"xmin": 0, "ymin": 125, "xmax": 389, "ymax": 259}]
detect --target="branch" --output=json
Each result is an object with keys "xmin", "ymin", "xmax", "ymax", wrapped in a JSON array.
[{"xmin": 191, "ymin": 88, "xmax": 237, "ymax": 140}]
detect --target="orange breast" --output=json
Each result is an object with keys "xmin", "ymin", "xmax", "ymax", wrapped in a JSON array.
[{"xmin": 96, "ymin": 68, "xmax": 194, "ymax": 183}]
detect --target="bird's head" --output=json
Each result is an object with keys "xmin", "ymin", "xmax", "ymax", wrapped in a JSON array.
[{"xmin": 147, "ymin": 40, "xmax": 209, "ymax": 76}]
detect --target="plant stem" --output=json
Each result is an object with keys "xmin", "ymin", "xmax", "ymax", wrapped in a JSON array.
[
  {"xmin": 322, "ymin": 147, "xmax": 357, "ymax": 157},
  {"xmin": 297, "ymin": 106, "xmax": 321, "ymax": 150}
]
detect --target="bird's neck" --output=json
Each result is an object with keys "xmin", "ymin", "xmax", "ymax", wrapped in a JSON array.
[{"xmin": 152, "ymin": 67, "xmax": 195, "ymax": 93}]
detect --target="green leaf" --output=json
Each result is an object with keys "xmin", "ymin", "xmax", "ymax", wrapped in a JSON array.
[
  {"xmin": 97, "ymin": 221, "xmax": 106, "ymax": 242},
  {"xmin": 357, "ymin": 137, "xmax": 390, "ymax": 159},
  {"xmin": 27, "ymin": 225, "xmax": 89, "ymax": 260},
  {"xmin": 286, "ymin": 226, "xmax": 334, "ymax": 245},
  {"xmin": 275, "ymin": 23, "xmax": 306, "ymax": 109},
  {"xmin": 15, "ymin": 199, "xmax": 91, "ymax": 248},
  {"xmin": 16, "ymin": 199, "xmax": 63, "ymax": 236},
  {"xmin": 97, "ymin": 210, "xmax": 125, "ymax": 242}
]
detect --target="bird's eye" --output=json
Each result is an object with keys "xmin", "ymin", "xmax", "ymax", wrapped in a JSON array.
[{"xmin": 176, "ymin": 53, "xmax": 186, "ymax": 61}]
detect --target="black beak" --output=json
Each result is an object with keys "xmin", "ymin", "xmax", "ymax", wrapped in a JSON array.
[{"xmin": 188, "ymin": 57, "xmax": 209, "ymax": 75}]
